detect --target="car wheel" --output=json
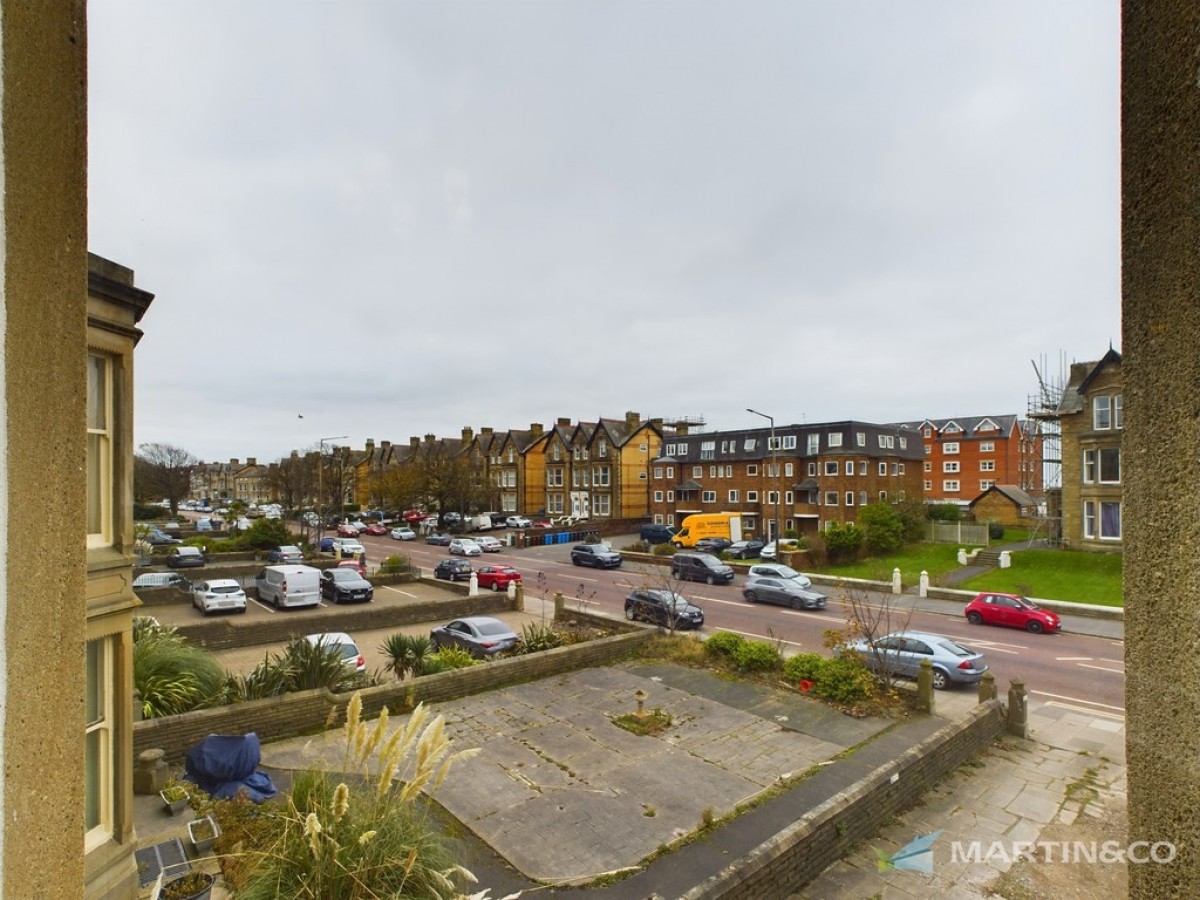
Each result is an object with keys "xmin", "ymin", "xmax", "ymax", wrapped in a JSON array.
[
  {"xmin": 572, "ymin": 557, "xmax": 581, "ymax": 566},
  {"xmin": 706, "ymin": 574, "xmax": 716, "ymax": 585},
  {"xmin": 1026, "ymin": 620, "xmax": 1045, "ymax": 634},
  {"xmin": 745, "ymin": 591, "xmax": 757, "ymax": 603},
  {"xmin": 931, "ymin": 668, "xmax": 950, "ymax": 691},
  {"xmin": 491, "ymin": 581, "xmax": 500, "ymax": 592},
  {"xmin": 625, "ymin": 605, "xmax": 636, "ymax": 621},
  {"xmin": 966, "ymin": 611, "xmax": 984, "ymax": 625},
  {"xmin": 790, "ymin": 598, "xmax": 803, "ymax": 610}
]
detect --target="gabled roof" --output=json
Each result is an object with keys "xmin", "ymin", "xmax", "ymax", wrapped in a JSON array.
[
  {"xmin": 1077, "ymin": 347, "xmax": 1123, "ymax": 395},
  {"xmin": 891, "ymin": 415, "xmax": 1020, "ymax": 439},
  {"xmin": 678, "ymin": 480, "xmax": 703, "ymax": 491},
  {"xmin": 968, "ymin": 484, "xmax": 1036, "ymax": 509},
  {"xmin": 1057, "ymin": 348, "xmax": 1123, "ymax": 414}
]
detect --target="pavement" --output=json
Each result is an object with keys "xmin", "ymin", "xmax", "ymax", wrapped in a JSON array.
[{"xmin": 133, "ymin": 543, "xmax": 1129, "ymax": 898}]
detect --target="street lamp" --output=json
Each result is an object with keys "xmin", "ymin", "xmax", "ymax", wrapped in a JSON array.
[
  {"xmin": 746, "ymin": 409, "xmax": 782, "ymax": 547},
  {"xmin": 318, "ymin": 434, "xmax": 348, "ymax": 543}
]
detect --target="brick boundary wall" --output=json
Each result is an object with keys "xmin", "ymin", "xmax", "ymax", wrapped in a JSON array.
[
  {"xmin": 133, "ymin": 628, "xmax": 654, "ymax": 762},
  {"xmin": 682, "ymin": 701, "xmax": 1007, "ymax": 899}
]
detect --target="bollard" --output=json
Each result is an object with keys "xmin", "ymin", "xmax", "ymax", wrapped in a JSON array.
[
  {"xmin": 554, "ymin": 591, "xmax": 565, "ymax": 620},
  {"xmin": 919, "ymin": 570, "xmax": 929, "ymax": 598},
  {"xmin": 999, "ymin": 550, "xmax": 1011, "ymax": 569},
  {"xmin": 916, "ymin": 659, "xmax": 934, "ymax": 713},
  {"xmin": 468, "ymin": 572, "xmax": 479, "ymax": 597},
  {"xmin": 891, "ymin": 567, "xmax": 902, "ymax": 594},
  {"xmin": 978, "ymin": 671, "xmax": 997, "ymax": 702},
  {"xmin": 1007, "ymin": 677, "xmax": 1028, "ymax": 738},
  {"xmin": 509, "ymin": 580, "xmax": 522, "ymax": 610},
  {"xmin": 957, "ymin": 548, "xmax": 967, "ymax": 565}
]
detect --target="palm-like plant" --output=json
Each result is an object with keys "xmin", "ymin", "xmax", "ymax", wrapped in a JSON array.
[
  {"xmin": 133, "ymin": 623, "xmax": 225, "ymax": 718},
  {"xmin": 380, "ymin": 634, "xmax": 432, "ymax": 680}
]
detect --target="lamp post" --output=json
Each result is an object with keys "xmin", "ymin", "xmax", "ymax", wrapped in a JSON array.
[
  {"xmin": 318, "ymin": 434, "xmax": 348, "ymax": 544},
  {"xmin": 746, "ymin": 409, "xmax": 781, "ymax": 546}
]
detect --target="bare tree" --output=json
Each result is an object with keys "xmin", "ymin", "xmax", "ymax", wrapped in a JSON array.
[
  {"xmin": 619, "ymin": 558, "xmax": 697, "ymax": 636},
  {"xmin": 136, "ymin": 443, "xmax": 198, "ymax": 514},
  {"xmin": 267, "ymin": 451, "xmax": 318, "ymax": 512},
  {"xmin": 823, "ymin": 582, "xmax": 915, "ymax": 692}
]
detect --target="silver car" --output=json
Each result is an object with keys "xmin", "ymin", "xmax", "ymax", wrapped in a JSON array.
[
  {"xmin": 845, "ymin": 631, "xmax": 988, "ymax": 691},
  {"xmin": 745, "ymin": 563, "xmax": 812, "ymax": 589},
  {"xmin": 430, "ymin": 616, "xmax": 520, "ymax": 658},
  {"xmin": 742, "ymin": 576, "xmax": 827, "ymax": 610}
]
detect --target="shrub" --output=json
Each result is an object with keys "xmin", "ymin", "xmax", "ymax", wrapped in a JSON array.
[
  {"xmin": 652, "ymin": 542, "xmax": 678, "ymax": 557},
  {"xmin": 380, "ymin": 634, "xmax": 431, "ymax": 680},
  {"xmin": 622, "ymin": 540, "xmax": 652, "ymax": 553},
  {"xmin": 811, "ymin": 656, "xmax": 877, "ymax": 704},
  {"xmin": 824, "ymin": 521, "xmax": 864, "ymax": 562},
  {"xmin": 704, "ymin": 631, "xmax": 745, "ymax": 659},
  {"xmin": 133, "ymin": 623, "xmax": 225, "ymax": 717},
  {"xmin": 426, "ymin": 646, "xmax": 477, "ymax": 671},
  {"xmin": 516, "ymin": 622, "xmax": 564, "ymax": 654},
  {"xmin": 987, "ymin": 522, "xmax": 1005, "ymax": 540},
  {"xmin": 732, "ymin": 640, "xmax": 782, "ymax": 673},
  {"xmin": 858, "ymin": 502, "xmax": 905, "ymax": 555},
  {"xmin": 379, "ymin": 553, "xmax": 409, "ymax": 574},
  {"xmin": 928, "ymin": 503, "xmax": 963, "ymax": 522},
  {"xmin": 783, "ymin": 652, "xmax": 824, "ymax": 684}
]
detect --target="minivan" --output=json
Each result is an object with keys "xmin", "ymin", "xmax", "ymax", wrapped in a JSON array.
[
  {"xmin": 640, "ymin": 523, "xmax": 678, "ymax": 545},
  {"xmin": 254, "ymin": 564, "xmax": 321, "ymax": 609},
  {"xmin": 671, "ymin": 553, "xmax": 735, "ymax": 585}
]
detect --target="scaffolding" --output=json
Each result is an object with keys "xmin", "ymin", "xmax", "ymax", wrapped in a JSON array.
[{"xmin": 1026, "ymin": 353, "xmax": 1067, "ymax": 546}]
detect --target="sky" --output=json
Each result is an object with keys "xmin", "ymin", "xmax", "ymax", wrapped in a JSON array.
[{"xmin": 88, "ymin": 1, "xmax": 1120, "ymax": 465}]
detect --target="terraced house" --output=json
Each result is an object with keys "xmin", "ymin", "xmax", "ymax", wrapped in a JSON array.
[{"xmin": 649, "ymin": 421, "xmax": 924, "ymax": 539}]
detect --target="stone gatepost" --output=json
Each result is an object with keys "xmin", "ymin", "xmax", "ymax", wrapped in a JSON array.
[
  {"xmin": 554, "ymin": 591, "xmax": 565, "ymax": 620},
  {"xmin": 999, "ymin": 550, "xmax": 1011, "ymax": 569},
  {"xmin": 915, "ymin": 659, "xmax": 933, "ymax": 713},
  {"xmin": 891, "ymin": 567, "xmax": 902, "ymax": 594},
  {"xmin": 133, "ymin": 749, "xmax": 169, "ymax": 795},
  {"xmin": 1006, "ymin": 678, "xmax": 1027, "ymax": 738},
  {"xmin": 468, "ymin": 572, "xmax": 478, "ymax": 596},
  {"xmin": 919, "ymin": 570, "xmax": 929, "ymax": 598},
  {"xmin": 977, "ymin": 671, "xmax": 996, "ymax": 703}
]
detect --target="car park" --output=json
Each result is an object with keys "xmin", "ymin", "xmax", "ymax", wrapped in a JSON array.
[
  {"xmin": 429, "ymin": 616, "xmax": 520, "ymax": 658},
  {"xmin": 742, "ymin": 576, "xmax": 827, "ymax": 610},
  {"xmin": 304, "ymin": 632, "xmax": 366, "ymax": 672},
  {"xmin": 449, "ymin": 538, "xmax": 482, "ymax": 556},
  {"xmin": 320, "ymin": 567, "xmax": 374, "ymax": 604},
  {"xmin": 746, "ymin": 563, "xmax": 813, "ymax": 589},
  {"xmin": 390, "ymin": 526, "xmax": 417, "ymax": 541},
  {"xmin": 132, "ymin": 572, "xmax": 191, "ymax": 591},
  {"xmin": 624, "ymin": 589, "xmax": 705, "ymax": 630},
  {"xmin": 964, "ymin": 592, "xmax": 1062, "ymax": 634},
  {"xmin": 433, "ymin": 558, "xmax": 474, "ymax": 581},
  {"xmin": 475, "ymin": 565, "xmax": 522, "ymax": 591},
  {"xmin": 844, "ymin": 631, "xmax": 988, "ymax": 691},
  {"xmin": 505, "ymin": 516, "xmax": 531, "ymax": 528},
  {"xmin": 166, "ymin": 546, "xmax": 206, "ymax": 568},
  {"xmin": 571, "ymin": 543, "xmax": 622, "ymax": 568},
  {"xmin": 726, "ymin": 539, "xmax": 766, "ymax": 560},
  {"xmin": 671, "ymin": 552, "xmax": 734, "ymax": 585},
  {"xmin": 254, "ymin": 564, "xmax": 322, "ymax": 609},
  {"xmin": 474, "ymin": 536, "xmax": 503, "ymax": 552},
  {"xmin": 425, "ymin": 533, "xmax": 453, "ymax": 546},
  {"xmin": 266, "ymin": 545, "xmax": 304, "ymax": 564},
  {"xmin": 191, "ymin": 579, "xmax": 247, "ymax": 616},
  {"xmin": 694, "ymin": 537, "xmax": 733, "ymax": 555}
]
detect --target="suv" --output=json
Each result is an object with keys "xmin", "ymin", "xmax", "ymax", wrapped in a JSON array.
[
  {"xmin": 640, "ymin": 523, "xmax": 678, "ymax": 545},
  {"xmin": 671, "ymin": 552, "xmax": 735, "ymax": 585},
  {"xmin": 571, "ymin": 543, "xmax": 622, "ymax": 569}
]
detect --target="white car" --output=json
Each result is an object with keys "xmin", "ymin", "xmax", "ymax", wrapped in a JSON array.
[
  {"xmin": 390, "ymin": 527, "xmax": 417, "ymax": 541},
  {"xmin": 191, "ymin": 579, "xmax": 247, "ymax": 616},
  {"xmin": 759, "ymin": 539, "xmax": 801, "ymax": 561},
  {"xmin": 333, "ymin": 539, "xmax": 366, "ymax": 556},
  {"xmin": 745, "ymin": 562, "xmax": 812, "ymax": 589},
  {"xmin": 304, "ymin": 632, "xmax": 365, "ymax": 673},
  {"xmin": 505, "ymin": 516, "xmax": 531, "ymax": 528},
  {"xmin": 474, "ymin": 536, "xmax": 503, "ymax": 552},
  {"xmin": 449, "ymin": 538, "xmax": 482, "ymax": 556}
]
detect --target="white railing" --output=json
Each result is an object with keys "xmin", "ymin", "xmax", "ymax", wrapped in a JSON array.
[{"xmin": 926, "ymin": 522, "xmax": 990, "ymax": 546}]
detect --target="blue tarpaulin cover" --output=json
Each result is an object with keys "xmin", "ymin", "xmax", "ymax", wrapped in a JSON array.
[{"xmin": 184, "ymin": 732, "xmax": 277, "ymax": 803}]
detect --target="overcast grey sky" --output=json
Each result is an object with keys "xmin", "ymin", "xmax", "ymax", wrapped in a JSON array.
[{"xmin": 88, "ymin": 2, "xmax": 1119, "ymax": 464}]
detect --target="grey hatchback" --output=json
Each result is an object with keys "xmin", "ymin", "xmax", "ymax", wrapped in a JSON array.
[
  {"xmin": 844, "ymin": 631, "xmax": 988, "ymax": 691},
  {"xmin": 742, "ymin": 576, "xmax": 827, "ymax": 610}
]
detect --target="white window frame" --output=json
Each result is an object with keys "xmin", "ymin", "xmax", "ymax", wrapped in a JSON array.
[
  {"xmin": 87, "ymin": 353, "xmax": 113, "ymax": 549},
  {"xmin": 746, "ymin": 490, "xmax": 758, "ymax": 502},
  {"xmin": 979, "ymin": 480, "xmax": 994, "ymax": 490},
  {"xmin": 943, "ymin": 461, "xmax": 960, "ymax": 473},
  {"xmin": 1099, "ymin": 447, "xmax": 1121, "ymax": 484},
  {"xmin": 860, "ymin": 490, "xmax": 868, "ymax": 505},
  {"xmin": 693, "ymin": 466, "xmax": 703, "ymax": 478},
  {"xmin": 824, "ymin": 491, "xmax": 839, "ymax": 506},
  {"xmin": 980, "ymin": 460, "xmax": 995, "ymax": 472},
  {"xmin": 828, "ymin": 432, "xmax": 843, "ymax": 447},
  {"xmin": 782, "ymin": 435, "xmax": 797, "ymax": 450},
  {"xmin": 845, "ymin": 491, "xmax": 855, "ymax": 506},
  {"xmin": 1083, "ymin": 500, "xmax": 1096, "ymax": 538},
  {"xmin": 807, "ymin": 434, "xmax": 819, "ymax": 455},
  {"xmin": 943, "ymin": 442, "xmax": 960, "ymax": 455},
  {"xmin": 824, "ymin": 461, "xmax": 839, "ymax": 476},
  {"xmin": 856, "ymin": 432, "xmax": 866, "ymax": 447},
  {"xmin": 1100, "ymin": 501, "xmax": 1122, "ymax": 540},
  {"xmin": 728, "ymin": 490, "xmax": 739, "ymax": 503},
  {"xmin": 845, "ymin": 461, "xmax": 854, "ymax": 475},
  {"xmin": 878, "ymin": 462, "xmax": 887, "ymax": 476},
  {"xmin": 654, "ymin": 491, "xmax": 664, "ymax": 502},
  {"xmin": 1114, "ymin": 394, "xmax": 1124, "ymax": 429},
  {"xmin": 85, "ymin": 637, "xmax": 114, "ymax": 850},
  {"xmin": 980, "ymin": 441, "xmax": 995, "ymax": 453},
  {"xmin": 767, "ymin": 491, "xmax": 780, "ymax": 505},
  {"xmin": 807, "ymin": 462, "xmax": 817, "ymax": 477},
  {"xmin": 1083, "ymin": 450, "xmax": 1097, "ymax": 484},
  {"xmin": 702, "ymin": 490, "xmax": 716, "ymax": 503},
  {"xmin": 943, "ymin": 480, "xmax": 960, "ymax": 492},
  {"xmin": 667, "ymin": 491, "xmax": 674, "ymax": 502},
  {"xmin": 1093, "ymin": 395, "xmax": 1112, "ymax": 430},
  {"xmin": 653, "ymin": 466, "xmax": 663, "ymax": 479},
  {"xmin": 785, "ymin": 491, "xmax": 793, "ymax": 504}
]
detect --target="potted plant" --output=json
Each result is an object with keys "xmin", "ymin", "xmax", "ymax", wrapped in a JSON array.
[
  {"xmin": 160, "ymin": 870, "xmax": 214, "ymax": 900},
  {"xmin": 187, "ymin": 815, "xmax": 220, "ymax": 856},
  {"xmin": 159, "ymin": 780, "xmax": 190, "ymax": 815}
]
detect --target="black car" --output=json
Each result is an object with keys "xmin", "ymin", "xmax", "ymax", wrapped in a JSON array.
[
  {"xmin": 726, "ymin": 539, "xmax": 765, "ymax": 560},
  {"xmin": 570, "ymin": 543, "xmax": 622, "ymax": 568},
  {"xmin": 433, "ymin": 558, "xmax": 474, "ymax": 582},
  {"xmin": 320, "ymin": 567, "xmax": 374, "ymax": 604},
  {"xmin": 694, "ymin": 537, "xmax": 733, "ymax": 555},
  {"xmin": 425, "ymin": 532, "xmax": 453, "ymax": 546},
  {"xmin": 624, "ymin": 589, "xmax": 705, "ymax": 630}
]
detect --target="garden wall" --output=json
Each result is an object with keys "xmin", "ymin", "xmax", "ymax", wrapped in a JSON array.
[
  {"xmin": 684, "ymin": 701, "xmax": 1007, "ymax": 900},
  {"xmin": 133, "ymin": 628, "xmax": 654, "ymax": 762}
]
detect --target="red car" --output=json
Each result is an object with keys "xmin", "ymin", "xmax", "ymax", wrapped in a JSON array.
[
  {"xmin": 475, "ymin": 565, "xmax": 522, "ymax": 592},
  {"xmin": 336, "ymin": 522, "xmax": 359, "ymax": 537},
  {"xmin": 964, "ymin": 592, "xmax": 1061, "ymax": 634},
  {"xmin": 402, "ymin": 509, "xmax": 428, "ymax": 523},
  {"xmin": 364, "ymin": 523, "xmax": 387, "ymax": 536}
]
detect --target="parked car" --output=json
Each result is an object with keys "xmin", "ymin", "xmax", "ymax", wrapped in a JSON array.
[
  {"xmin": 255, "ymin": 564, "xmax": 321, "ymax": 609},
  {"xmin": 337, "ymin": 557, "xmax": 367, "ymax": 578},
  {"xmin": 505, "ymin": 516, "xmax": 531, "ymax": 528},
  {"xmin": 319, "ymin": 537, "xmax": 337, "ymax": 552},
  {"xmin": 489, "ymin": 513, "xmax": 510, "ymax": 528},
  {"xmin": 364, "ymin": 523, "xmax": 388, "ymax": 536},
  {"xmin": 442, "ymin": 512, "xmax": 464, "ymax": 526},
  {"xmin": 390, "ymin": 526, "xmax": 417, "ymax": 541},
  {"xmin": 964, "ymin": 592, "xmax": 1062, "ymax": 634},
  {"xmin": 671, "ymin": 552, "xmax": 734, "ymax": 585},
  {"xmin": 402, "ymin": 509, "xmax": 428, "ymax": 524},
  {"xmin": 144, "ymin": 528, "xmax": 181, "ymax": 546},
  {"xmin": 132, "ymin": 572, "xmax": 190, "ymax": 591},
  {"xmin": 425, "ymin": 532, "xmax": 453, "ymax": 546},
  {"xmin": 475, "ymin": 565, "xmax": 522, "ymax": 592},
  {"xmin": 844, "ymin": 631, "xmax": 988, "ymax": 691},
  {"xmin": 191, "ymin": 579, "xmax": 247, "ymax": 616},
  {"xmin": 449, "ymin": 538, "xmax": 482, "ymax": 556},
  {"xmin": 301, "ymin": 511, "xmax": 321, "ymax": 526},
  {"xmin": 336, "ymin": 522, "xmax": 360, "ymax": 537},
  {"xmin": 304, "ymin": 632, "xmax": 366, "ymax": 673},
  {"xmin": 726, "ymin": 539, "xmax": 766, "ymax": 560},
  {"xmin": 624, "ymin": 589, "xmax": 705, "ymax": 630},
  {"xmin": 195, "ymin": 518, "xmax": 216, "ymax": 532},
  {"xmin": 475, "ymin": 535, "xmax": 503, "ymax": 552},
  {"xmin": 266, "ymin": 545, "xmax": 304, "ymax": 564},
  {"xmin": 429, "ymin": 616, "xmax": 520, "ymax": 658},
  {"xmin": 759, "ymin": 539, "xmax": 801, "ymax": 561},
  {"xmin": 332, "ymin": 539, "xmax": 366, "ymax": 557},
  {"xmin": 166, "ymin": 546, "xmax": 206, "ymax": 568},
  {"xmin": 349, "ymin": 520, "xmax": 369, "ymax": 533},
  {"xmin": 571, "ymin": 543, "xmax": 622, "ymax": 568},
  {"xmin": 694, "ymin": 537, "xmax": 733, "ymax": 555},
  {"xmin": 745, "ymin": 563, "xmax": 813, "ymax": 589},
  {"xmin": 163, "ymin": 519, "xmax": 182, "ymax": 532},
  {"xmin": 640, "ymin": 523, "xmax": 678, "ymax": 545},
  {"xmin": 433, "ymin": 558, "xmax": 474, "ymax": 582},
  {"xmin": 742, "ymin": 576, "xmax": 827, "ymax": 610},
  {"xmin": 320, "ymin": 567, "xmax": 374, "ymax": 604}
]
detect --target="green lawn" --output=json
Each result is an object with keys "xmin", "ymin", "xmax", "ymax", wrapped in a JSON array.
[{"xmin": 805, "ymin": 544, "xmax": 1123, "ymax": 607}]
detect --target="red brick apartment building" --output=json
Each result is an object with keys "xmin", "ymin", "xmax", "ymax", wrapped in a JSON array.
[
  {"xmin": 892, "ymin": 415, "xmax": 1042, "ymax": 508},
  {"xmin": 648, "ymin": 421, "xmax": 925, "ymax": 540}
]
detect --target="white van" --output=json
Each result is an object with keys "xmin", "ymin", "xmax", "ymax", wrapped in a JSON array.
[{"xmin": 254, "ymin": 564, "xmax": 321, "ymax": 609}]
